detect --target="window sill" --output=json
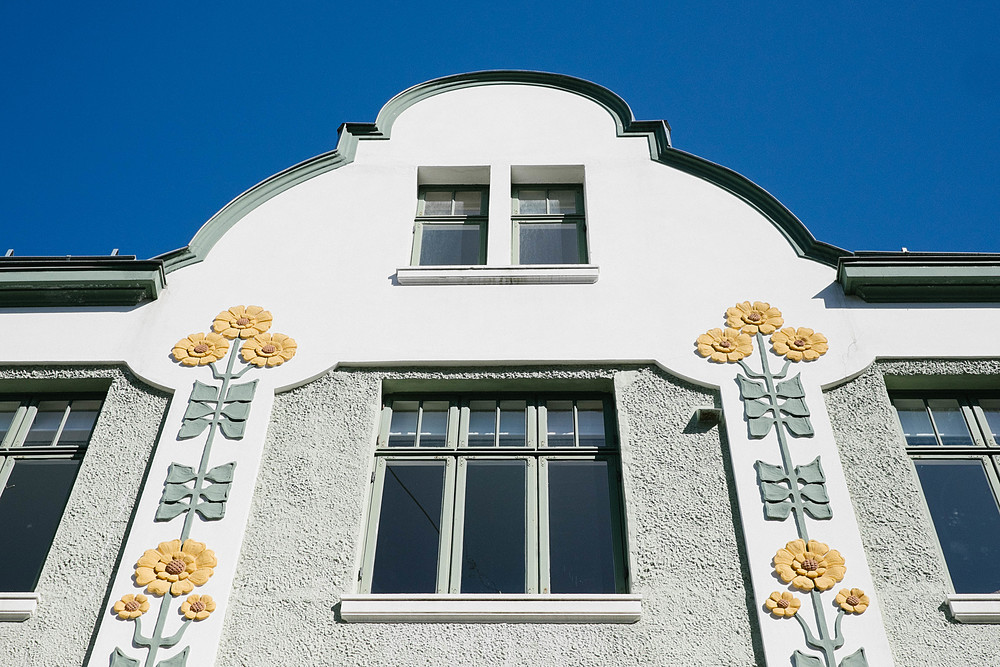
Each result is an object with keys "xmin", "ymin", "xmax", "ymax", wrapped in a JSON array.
[
  {"xmin": 395, "ymin": 265, "xmax": 599, "ymax": 286},
  {"xmin": 946, "ymin": 594, "xmax": 1000, "ymax": 623},
  {"xmin": 0, "ymin": 593, "xmax": 39, "ymax": 622},
  {"xmin": 339, "ymin": 593, "xmax": 641, "ymax": 623}
]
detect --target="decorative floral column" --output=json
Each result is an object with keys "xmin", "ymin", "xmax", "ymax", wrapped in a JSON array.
[
  {"xmin": 107, "ymin": 306, "xmax": 296, "ymax": 667},
  {"xmin": 696, "ymin": 302, "xmax": 871, "ymax": 667}
]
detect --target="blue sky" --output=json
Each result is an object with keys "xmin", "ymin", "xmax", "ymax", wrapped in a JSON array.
[{"xmin": 2, "ymin": 2, "xmax": 998, "ymax": 259}]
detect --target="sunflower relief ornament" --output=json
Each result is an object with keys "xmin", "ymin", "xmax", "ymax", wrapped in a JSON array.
[
  {"xmin": 695, "ymin": 303, "xmax": 870, "ymax": 667},
  {"xmin": 109, "ymin": 306, "xmax": 297, "ymax": 667}
]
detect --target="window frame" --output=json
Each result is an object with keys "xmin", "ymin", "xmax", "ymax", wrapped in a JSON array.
[
  {"xmin": 510, "ymin": 185, "xmax": 588, "ymax": 265},
  {"xmin": 891, "ymin": 391, "xmax": 1000, "ymax": 598},
  {"xmin": 0, "ymin": 394, "xmax": 103, "ymax": 594},
  {"xmin": 411, "ymin": 186, "xmax": 489, "ymax": 266},
  {"xmin": 360, "ymin": 393, "xmax": 628, "ymax": 597}
]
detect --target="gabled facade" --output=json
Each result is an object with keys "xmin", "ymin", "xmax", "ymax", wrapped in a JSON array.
[{"xmin": 1, "ymin": 71, "xmax": 999, "ymax": 666}]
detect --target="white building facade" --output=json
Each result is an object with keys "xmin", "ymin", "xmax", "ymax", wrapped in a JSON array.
[{"xmin": 1, "ymin": 71, "xmax": 999, "ymax": 666}]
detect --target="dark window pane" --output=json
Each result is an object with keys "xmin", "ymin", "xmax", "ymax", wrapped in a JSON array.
[
  {"xmin": 23, "ymin": 402, "xmax": 69, "ymax": 446},
  {"xmin": 418, "ymin": 402, "xmax": 449, "ymax": 448},
  {"xmin": 893, "ymin": 399, "xmax": 937, "ymax": 446},
  {"xmin": 371, "ymin": 461, "xmax": 446, "ymax": 593},
  {"xmin": 418, "ymin": 225, "xmax": 481, "ymax": 265},
  {"xmin": 928, "ymin": 399, "xmax": 973, "ymax": 446},
  {"xmin": 498, "ymin": 401, "xmax": 526, "ymax": 448},
  {"xmin": 518, "ymin": 223, "xmax": 581, "ymax": 264},
  {"xmin": 387, "ymin": 402, "xmax": 418, "ymax": 447},
  {"xmin": 547, "ymin": 460, "xmax": 619, "ymax": 593},
  {"xmin": 545, "ymin": 401, "xmax": 574, "ymax": 447},
  {"xmin": 979, "ymin": 399, "xmax": 1000, "ymax": 441},
  {"xmin": 461, "ymin": 460, "xmax": 526, "ymax": 593},
  {"xmin": 58, "ymin": 400, "xmax": 101, "ymax": 446},
  {"xmin": 0, "ymin": 459, "xmax": 82, "ymax": 591},
  {"xmin": 577, "ymin": 401, "xmax": 606, "ymax": 448},
  {"xmin": 914, "ymin": 459, "xmax": 1000, "ymax": 594},
  {"xmin": 467, "ymin": 401, "xmax": 496, "ymax": 447}
]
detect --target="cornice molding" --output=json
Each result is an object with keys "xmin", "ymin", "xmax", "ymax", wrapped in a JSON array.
[
  {"xmin": 0, "ymin": 256, "xmax": 166, "ymax": 306},
  {"xmin": 838, "ymin": 252, "xmax": 1000, "ymax": 302}
]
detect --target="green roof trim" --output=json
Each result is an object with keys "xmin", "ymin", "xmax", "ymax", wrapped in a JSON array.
[
  {"xmin": 838, "ymin": 252, "xmax": 1000, "ymax": 303},
  {"xmin": 160, "ymin": 70, "xmax": 846, "ymax": 272},
  {"xmin": 0, "ymin": 256, "xmax": 166, "ymax": 306}
]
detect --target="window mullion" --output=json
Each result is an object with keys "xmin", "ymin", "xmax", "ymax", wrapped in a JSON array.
[
  {"xmin": 924, "ymin": 400, "xmax": 945, "ymax": 446},
  {"xmin": 971, "ymin": 402, "xmax": 998, "ymax": 447},
  {"xmin": 537, "ymin": 457, "xmax": 551, "ymax": 594},
  {"xmin": 414, "ymin": 402, "xmax": 425, "ymax": 448},
  {"xmin": 0, "ymin": 457, "xmax": 14, "ymax": 499},
  {"xmin": 526, "ymin": 457, "xmax": 539, "ymax": 593},
  {"xmin": 359, "ymin": 458, "xmax": 389, "ymax": 592},
  {"xmin": 572, "ymin": 401, "xmax": 580, "ymax": 448},
  {"xmin": 50, "ymin": 404, "xmax": 72, "ymax": 447},
  {"xmin": 11, "ymin": 405, "xmax": 37, "ymax": 448},
  {"xmin": 1, "ymin": 404, "xmax": 30, "ymax": 449},
  {"xmin": 447, "ymin": 457, "xmax": 467, "ymax": 593}
]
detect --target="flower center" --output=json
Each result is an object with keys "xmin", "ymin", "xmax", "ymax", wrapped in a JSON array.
[
  {"xmin": 794, "ymin": 339, "xmax": 807, "ymax": 347},
  {"xmin": 124, "ymin": 600, "xmax": 141, "ymax": 612},
  {"xmin": 800, "ymin": 558, "xmax": 819, "ymax": 571},
  {"xmin": 236, "ymin": 317, "xmax": 251, "ymax": 326},
  {"xmin": 261, "ymin": 344, "xmax": 277, "ymax": 354},
  {"xmin": 776, "ymin": 598, "xmax": 790, "ymax": 609},
  {"xmin": 846, "ymin": 595, "xmax": 860, "ymax": 606},
  {"xmin": 193, "ymin": 344, "xmax": 209, "ymax": 354},
  {"xmin": 190, "ymin": 601, "xmax": 206, "ymax": 613},
  {"xmin": 718, "ymin": 340, "xmax": 732, "ymax": 349},
  {"xmin": 165, "ymin": 559, "xmax": 186, "ymax": 575},
  {"xmin": 746, "ymin": 312, "xmax": 762, "ymax": 322}
]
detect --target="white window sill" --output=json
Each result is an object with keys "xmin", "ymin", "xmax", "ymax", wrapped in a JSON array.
[
  {"xmin": 395, "ymin": 265, "xmax": 600, "ymax": 286},
  {"xmin": 339, "ymin": 593, "xmax": 641, "ymax": 623},
  {"xmin": 0, "ymin": 593, "xmax": 39, "ymax": 622},
  {"xmin": 946, "ymin": 594, "xmax": 1000, "ymax": 623}
]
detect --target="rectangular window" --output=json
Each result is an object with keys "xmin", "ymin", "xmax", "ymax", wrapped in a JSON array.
[
  {"xmin": 891, "ymin": 393, "xmax": 1000, "ymax": 594},
  {"xmin": 411, "ymin": 187, "xmax": 488, "ymax": 266},
  {"xmin": 511, "ymin": 186, "xmax": 587, "ymax": 264},
  {"xmin": 362, "ymin": 394, "xmax": 627, "ymax": 595},
  {"xmin": 0, "ymin": 395, "xmax": 103, "ymax": 591}
]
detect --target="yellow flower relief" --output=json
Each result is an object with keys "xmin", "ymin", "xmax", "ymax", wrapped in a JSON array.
[
  {"xmin": 180, "ymin": 594, "xmax": 216, "ymax": 621},
  {"xmin": 696, "ymin": 327, "xmax": 753, "ymax": 363},
  {"xmin": 213, "ymin": 305, "xmax": 273, "ymax": 339},
  {"xmin": 773, "ymin": 539, "xmax": 846, "ymax": 592},
  {"xmin": 726, "ymin": 301, "xmax": 784, "ymax": 335},
  {"xmin": 764, "ymin": 591, "xmax": 801, "ymax": 618},
  {"xmin": 771, "ymin": 327, "xmax": 829, "ymax": 362},
  {"xmin": 241, "ymin": 333, "xmax": 297, "ymax": 367},
  {"xmin": 134, "ymin": 539, "xmax": 217, "ymax": 597},
  {"xmin": 835, "ymin": 588, "xmax": 870, "ymax": 614},
  {"xmin": 112, "ymin": 593, "xmax": 149, "ymax": 620},
  {"xmin": 172, "ymin": 332, "xmax": 229, "ymax": 366}
]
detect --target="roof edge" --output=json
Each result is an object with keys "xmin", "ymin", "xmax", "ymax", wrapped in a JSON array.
[{"xmin": 838, "ymin": 252, "xmax": 1000, "ymax": 302}]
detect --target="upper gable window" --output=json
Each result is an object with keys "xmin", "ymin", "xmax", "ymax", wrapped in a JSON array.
[
  {"xmin": 511, "ymin": 185, "xmax": 587, "ymax": 265},
  {"xmin": 411, "ymin": 170, "xmax": 489, "ymax": 267}
]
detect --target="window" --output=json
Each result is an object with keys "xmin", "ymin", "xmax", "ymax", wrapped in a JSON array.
[
  {"xmin": 360, "ymin": 394, "xmax": 627, "ymax": 595},
  {"xmin": 511, "ymin": 186, "xmax": 587, "ymax": 264},
  {"xmin": 892, "ymin": 393, "xmax": 1000, "ymax": 594},
  {"xmin": 0, "ymin": 396, "xmax": 102, "ymax": 592},
  {"xmin": 411, "ymin": 187, "xmax": 488, "ymax": 266}
]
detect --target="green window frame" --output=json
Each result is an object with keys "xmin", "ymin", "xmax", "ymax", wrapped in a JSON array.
[
  {"xmin": 0, "ymin": 395, "xmax": 104, "ymax": 592},
  {"xmin": 891, "ymin": 392, "xmax": 1000, "ymax": 594},
  {"xmin": 360, "ymin": 393, "xmax": 627, "ymax": 595},
  {"xmin": 411, "ymin": 186, "xmax": 489, "ymax": 266},
  {"xmin": 511, "ymin": 185, "xmax": 587, "ymax": 265}
]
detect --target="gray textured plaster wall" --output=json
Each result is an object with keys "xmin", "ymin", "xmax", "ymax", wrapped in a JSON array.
[
  {"xmin": 825, "ymin": 359, "xmax": 1000, "ymax": 666},
  {"xmin": 218, "ymin": 366, "xmax": 760, "ymax": 666},
  {"xmin": 0, "ymin": 366, "xmax": 169, "ymax": 667}
]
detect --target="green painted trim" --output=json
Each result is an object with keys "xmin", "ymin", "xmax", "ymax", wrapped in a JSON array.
[
  {"xmin": 838, "ymin": 252, "xmax": 1000, "ymax": 302},
  {"xmin": 0, "ymin": 258, "xmax": 165, "ymax": 306},
  {"xmin": 161, "ymin": 71, "xmax": 846, "ymax": 273}
]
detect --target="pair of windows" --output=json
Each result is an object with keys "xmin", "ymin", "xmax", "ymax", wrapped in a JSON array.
[
  {"xmin": 360, "ymin": 394, "xmax": 627, "ymax": 596},
  {"xmin": 0, "ymin": 396, "xmax": 102, "ymax": 592},
  {"xmin": 412, "ymin": 186, "xmax": 588, "ymax": 266},
  {"xmin": 892, "ymin": 394, "xmax": 1000, "ymax": 594}
]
